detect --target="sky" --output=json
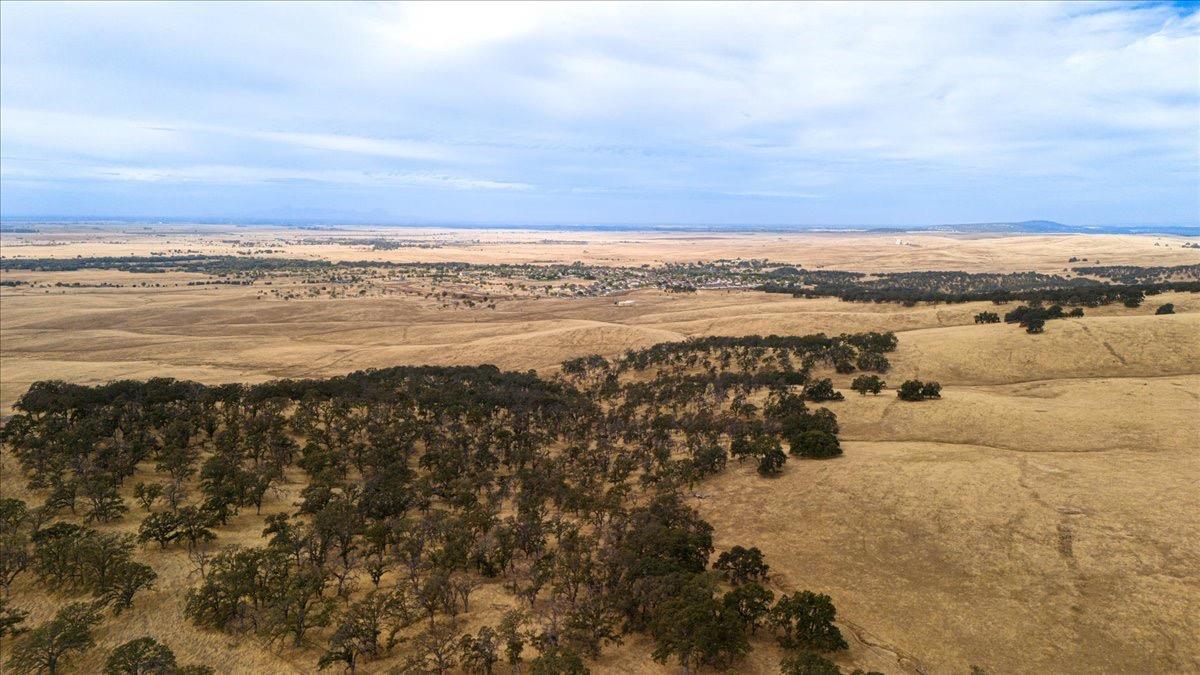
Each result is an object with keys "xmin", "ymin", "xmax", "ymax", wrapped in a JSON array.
[{"xmin": 1, "ymin": 1, "xmax": 1198, "ymax": 226}]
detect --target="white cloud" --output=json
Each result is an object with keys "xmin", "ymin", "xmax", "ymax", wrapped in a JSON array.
[
  {"xmin": 1, "ymin": 108, "xmax": 462, "ymax": 163},
  {"xmin": 0, "ymin": 1, "xmax": 1196, "ymax": 222},
  {"xmin": 0, "ymin": 108, "xmax": 193, "ymax": 160},
  {"xmin": 365, "ymin": 1, "xmax": 572, "ymax": 55},
  {"xmin": 187, "ymin": 126, "xmax": 464, "ymax": 163},
  {"xmin": 1, "ymin": 161, "xmax": 531, "ymax": 191}
]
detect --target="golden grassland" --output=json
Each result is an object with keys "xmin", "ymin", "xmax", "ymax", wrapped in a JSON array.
[
  {"xmin": 3, "ymin": 226, "xmax": 1199, "ymax": 271},
  {"xmin": 1, "ymin": 230, "xmax": 1197, "ymax": 673}
]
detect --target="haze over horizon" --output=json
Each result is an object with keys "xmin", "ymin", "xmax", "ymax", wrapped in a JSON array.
[{"xmin": 2, "ymin": 1, "xmax": 1198, "ymax": 226}]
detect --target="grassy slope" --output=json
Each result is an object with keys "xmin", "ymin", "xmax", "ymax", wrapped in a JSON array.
[{"xmin": 1, "ymin": 284, "xmax": 1197, "ymax": 673}]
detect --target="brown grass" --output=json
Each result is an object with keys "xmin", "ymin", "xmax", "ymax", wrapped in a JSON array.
[
  {"xmin": 1, "ymin": 231, "xmax": 1197, "ymax": 674},
  {"xmin": 4, "ymin": 227, "xmax": 1199, "ymax": 271}
]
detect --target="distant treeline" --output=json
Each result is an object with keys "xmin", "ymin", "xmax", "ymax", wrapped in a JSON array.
[
  {"xmin": 758, "ymin": 267, "xmax": 1200, "ymax": 306},
  {"xmin": 1071, "ymin": 264, "xmax": 1200, "ymax": 284},
  {"xmin": 0, "ymin": 255, "xmax": 334, "ymax": 274},
  {"xmin": 0, "ymin": 255, "xmax": 636, "ymax": 280},
  {"xmin": 13, "ymin": 364, "xmax": 582, "ymax": 422}
]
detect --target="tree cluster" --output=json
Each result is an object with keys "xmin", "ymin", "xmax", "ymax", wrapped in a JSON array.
[
  {"xmin": 973, "ymin": 311, "xmax": 1000, "ymax": 324},
  {"xmin": 1003, "ymin": 304, "xmax": 1084, "ymax": 333},
  {"xmin": 760, "ymin": 271, "xmax": 1199, "ymax": 307},
  {"xmin": 897, "ymin": 380, "xmax": 942, "ymax": 402},
  {"xmin": 22, "ymin": 520, "xmax": 156, "ymax": 615},
  {"xmin": 850, "ymin": 375, "xmax": 885, "ymax": 396},
  {"xmin": 0, "ymin": 332, "xmax": 884, "ymax": 672}
]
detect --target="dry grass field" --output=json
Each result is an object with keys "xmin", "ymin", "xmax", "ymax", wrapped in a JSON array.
[
  {"xmin": 3, "ymin": 226, "xmax": 1198, "ymax": 271},
  {"xmin": 1, "ymin": 228, "xmax": 1198, "ymax": 674}
]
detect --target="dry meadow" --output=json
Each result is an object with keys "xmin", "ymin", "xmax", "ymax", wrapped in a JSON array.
[{"xmin": 1, "ymin": 228, "xmax": 1197, "ymax": 674}]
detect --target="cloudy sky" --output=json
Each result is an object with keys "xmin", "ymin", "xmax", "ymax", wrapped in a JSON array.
[{"xmin": 1, "ymin": 1, "xmax": 1197, "ymax": 225}]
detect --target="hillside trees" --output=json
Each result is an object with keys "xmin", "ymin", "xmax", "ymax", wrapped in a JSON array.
[
  {"xmin": 607, "ymin": 493, "xmax": 714, "ymax": 630},
  {"xmin": 1120, "ymin": 289, "xmax": 1144, "ymax": 308},
  {"xmin": 103, "ymin": 637, "xmax": 177, "ymax": 675},
  {"xmin": 0, "ymin": 330, "xmax": 884, "ymax": 672},
  {"xmin": 527, "ymin": 644, "xmax": 587, "ymax": 675},
  {"xmin": 723, "ymin": 582, "xmax": 775, "ymax": 634},
  {"xmin": 789, "ymin": 431, "xmax": 842, "ymax": 459},
  {"xmin": 28, "ymin": 524, "xmax": 156, "ymax": 615},
  {"xmin": 897, "ymin": 380, "xmax": 941, "ymax": 402},
  {"xmin": 973, "ymin": 311, "xmax": 1000, "ymax": 324},
  {"xmin": 714, "ymin": 546, "xmax": 770, "ymax": 585},
  {"xmin": 1003, "ymin": 303, "xmax": 1082, "ymax": 333},
  {"xmin": 133, "ymin": 483, "xmax": 163, "ymax": 512},
  {"xmin": 6, "ymin": 602, "xmax": 102, "ymax": 675},
  {"xmin": 99, "ymin": 561, "xmax": 157, "ymax": 616},
  {"xmin": 758, "ymin": 445, "xmax": 788, "ymax": 476},
  {"xmin": 779, "ymin": 651, "xmax": 842, "ymax": 675},
  {"xmin": 457, "ymin": 626, "xmax": 501, "ymax": 674},
  {"xmin": 850, "ymin": 375, "xmax": 885, "ymax": 396},
  {"xmin": 318, "ymin": 591, "xmax": 416, "ymax": 672},
  {"xmin": 649, "ymin": 573, "xmax": 751, "ymax": 672},
  {"xmin": 803, "ymin": 379, "xmax": 844, "ymax": 402},
  {"xmin": 183, "ymin": 543, "xmax": 333, "ymax": 647},
  {"xmin": 770, "ymin": 591, "xmax": 849, "ymax": 652},
  {"xmin": 854, "ymin": 351, "xmax": 890, "ymax": 373},
  {"xmin": 758, "ymin": 266, "xmax": 1200, "ymax": 305},
  {"xmin": 0, "ymin": 498, "xmax": 33, "ymax": 592},
  {"xmin": 0, "ymin": 598, "xmax": 29, "ymax": 639}
]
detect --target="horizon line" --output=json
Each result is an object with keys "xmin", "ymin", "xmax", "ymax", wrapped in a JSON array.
[{"xmin": 2, "ymin": 216, "xmax": 1200, "ymax": 235}]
